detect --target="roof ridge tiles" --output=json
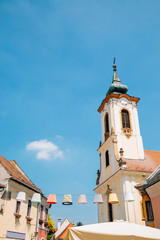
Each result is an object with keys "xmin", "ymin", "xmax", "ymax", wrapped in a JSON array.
[{"xmin": 0, "ymin": 154, "xmax": 42, "ymax": 193}]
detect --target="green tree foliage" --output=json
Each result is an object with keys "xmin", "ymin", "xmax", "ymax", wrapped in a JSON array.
[
  {"xmin": 76, "ymin": 222, "xmax": 83, "ymax": 226},
  {"xmin": 47, "ymin": 214, "xmax": 55, "ymax": 240}
]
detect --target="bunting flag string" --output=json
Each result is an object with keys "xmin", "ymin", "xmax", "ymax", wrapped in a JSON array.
[
  {"xmin": 46, "ymin": 190, "xmax": 136, "ymax": 205},
  {"xmin": 2, "ymin": 190, "xmax": 135, "ymax": 205},
  {"xmin": 47, "ymin": 194, "xmax": 104, "ymax": 205}
]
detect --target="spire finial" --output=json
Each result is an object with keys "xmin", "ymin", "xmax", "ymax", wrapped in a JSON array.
[
  {"xmin": 113, "ymin": 58, "xmax": 116, "ymax": 72},
  {"xmin": 106, "ymin": 58, "xmax": 128, "ymax": 95}
]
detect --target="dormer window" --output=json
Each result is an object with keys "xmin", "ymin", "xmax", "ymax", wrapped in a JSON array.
[
  {"xmin": 121, "ymin": 109, "xmax": 130, "ymax": 128},
  {"xmin": 104, "ymin": 113, "xmax": 110, "ymax": 140}
]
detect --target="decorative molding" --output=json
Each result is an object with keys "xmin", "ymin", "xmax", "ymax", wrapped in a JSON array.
[
  {"xmin": 109, "ymin": 99, "xmax": 137, "ymax": 108},
  {"xmin": 111, "ymin": 127, "xmax": 115, "ymax": 135},
  {"xmin": 122, "ymin": 128, "xmax": 133, "ymax": 138},
  {"xmin": 98, "ymin": 93, "xmax": 140, "ymax": 113}
]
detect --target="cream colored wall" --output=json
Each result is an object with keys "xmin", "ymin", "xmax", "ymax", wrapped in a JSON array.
[
  {"xmin": 0, "ymin": 164, "xmax": 10, "ymax": 185},
  {"xmin": 0, "ymin": 164, "xmax": 10, "ymax": 212},
  {"xmin": 98, "ymin": 137, "xmax": 120, "ymax": 184},
  {"xmin": 97, "ymin": 94, "xmax": 148, "ymax": 225},
  {"xmin": 146, "ymin": 182, "xmax": 160, "ymax": 228},
  {"xmin": 99, "ymin": 142, "xmax": 112, "ymax": 184},
  {"xmin": 101, "ymin": 103, "xmax": 110, "ymax": 143},
  {"xmin": 117, "ymin": 135, "xmax": 138, "ymax": 159},
  {"xmin": 100, "ymin": 98, "xmax": 144, "ymax": 160},
  {"xmin": 95, "ymin": 170, "xmax": 150, "ymax": 225},
  {"xmin": 0, "ymin": 179, "xmax": 38, "ymax": 240}
]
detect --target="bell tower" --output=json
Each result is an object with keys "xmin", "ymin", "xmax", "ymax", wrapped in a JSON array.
[
  {"xmin": 99, "ymin": 59, "xmax": 144, "ymax": 161},
  {"xmin": 95, "ymin": 60, "xmax": 145, "ymax": 224}
]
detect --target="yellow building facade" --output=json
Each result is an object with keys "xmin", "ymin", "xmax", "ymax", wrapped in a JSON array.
[
  {"xmin": 94, "ymin": 61, "xmax": 160, "ymax": 226},
  {"xmin": 0, "ymin": 157, "xmax": 49, "ymax": 240}
]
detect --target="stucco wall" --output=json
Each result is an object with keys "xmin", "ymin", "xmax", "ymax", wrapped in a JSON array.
[
  {"xmin": 146, "ymin": 181, "xmax": 160, "ymax": 229},
  {"xmin": 0, "ymin": 179, "xmax": 37, "ymax": 240},
  {"xmin": 95, "ymin": 171, "xmax": 150, "ymax": 225},
  {"xmin": 0, "ymin": 179, "xmax": 48, "ymax": 240},
  {"xmin": 0, "ymin": 164, "xmax": 10, "ymax": 212}
]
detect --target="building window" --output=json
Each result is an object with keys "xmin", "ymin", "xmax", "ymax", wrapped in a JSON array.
[
  {"xmin": 145, "ymin": 201, "xmax": 154, "ymax": 221},
  {"xmin": 141, "ymin": 195, "xmax": 154, "ymax": 222},
  {"xmin": 1, "ymin": 190, "xmax": 11, "ymax": 200},
  {"xmin": 104, "ymin": 113, "xmax": 110, "ymax": 140},
  {"xmin": 121, "ymin": 109, "xmax": 130, "ymax": 129},
  {"xmin": 105, "ymin": 150, "xmax": 109, "ymax": 167},
  {"xmin": 108, "ymin": 203, "xmax": 113, "ymax": 222},
  {"xmin": 141, "ymin": 202, "xmax": 145, "ymax": 220},
  {"xmin": 40, "ymin": 205, "xmax": 43, "ymax": 219},
  {"xmin": 27, "ymin": 199, "xmax": 32, "ymax": 217},
  {"xmin": 15, "ymin": 201, "xmax": 21, "ymax": 214},
  {"xmin": 45, "ymin": 208, "xmax": 48, "ymax": 221},
  {"xmin": 105, "ymin": 113, "xmax": 109, "ymax": 132}
]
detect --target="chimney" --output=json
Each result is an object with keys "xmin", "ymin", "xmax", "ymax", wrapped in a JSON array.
[{"xmin": 57, "ymin": 218, "xmax": 61, "ymax": 230}]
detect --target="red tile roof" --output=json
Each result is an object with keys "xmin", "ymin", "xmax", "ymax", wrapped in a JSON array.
[
  {"xmin": 0, "ymin": 155, "xmax": 41, "ymax": 193},
  {"xmin": 125, "ymin": 150, "xmax": 160, "ymax": 173}
]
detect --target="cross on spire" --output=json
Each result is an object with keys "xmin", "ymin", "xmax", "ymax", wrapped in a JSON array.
[
  {"xmin": 106, "ymin": 59, "xmax": 128, "ymax": 95},
  {"xmin": 113, "ymin": 58, "xmax": 117, "ymax": 72}
]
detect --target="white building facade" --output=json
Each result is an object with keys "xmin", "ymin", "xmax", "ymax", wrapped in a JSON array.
[{"xmin": 94, "ymin": 61, "xmax": 159, "ymax": 226}]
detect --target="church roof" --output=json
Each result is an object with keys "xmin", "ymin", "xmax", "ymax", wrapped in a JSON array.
[
  {"xmin": 124, "ymin": 150, "xmax": 160, "ymax": 173},
  {"xmin": 106, "ymin": 59, "xmax": 128, "ymax": 96},
  {"xmin": 0, "ymin": 155, "xmax": 42, "ymax": 193},
  {"xmin": 98, "ymin": 59, "xmax": 139, "ymax": 113}
]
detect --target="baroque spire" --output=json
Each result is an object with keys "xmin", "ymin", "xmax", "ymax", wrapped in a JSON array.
[{"xmin": 106, "ymin": 58, "xmax": 128, "ymax": 95}]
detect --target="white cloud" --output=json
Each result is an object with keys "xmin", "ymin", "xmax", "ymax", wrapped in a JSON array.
[
  {"xmin": 55, "ymin": 135, "xmax": 64, "ymax": 140},
  {"xmin": 26, "ymin": 139, "xmax": 63, "ymax": 161}
]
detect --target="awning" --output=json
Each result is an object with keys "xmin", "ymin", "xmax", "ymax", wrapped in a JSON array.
[{"xmin": 65, "ymin": 221, "xmax": 160, "ymax": 240}]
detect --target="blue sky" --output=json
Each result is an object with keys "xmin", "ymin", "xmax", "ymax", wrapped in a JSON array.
[{"xmin": 0, "ymin": 0, "xmax": 160, "ymax": 226}]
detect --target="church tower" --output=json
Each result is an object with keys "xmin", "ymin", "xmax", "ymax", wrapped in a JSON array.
[
  {"xmin": 94, "ymin": 60, "xmax": 150, "ymax": 225},
  {"xmin": 100, "ymin": 59, "xmax": 144, "ymax": 160}
]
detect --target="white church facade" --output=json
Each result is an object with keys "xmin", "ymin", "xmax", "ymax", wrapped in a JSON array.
[{"xmin": 94, "ymin": 60, "xmax": 160, "ymax": 226}]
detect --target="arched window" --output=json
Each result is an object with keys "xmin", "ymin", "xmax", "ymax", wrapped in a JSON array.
[
  {"xmin": 105, "ymin": 150, "xmax": 109, "ymax": 167},
  {"xmin": 105, "ymin": 113, "xmax": 109, "ymax": 133},
  {"xmin": 121, "ymin": 109, "xmax": 130, "ymax": 129},
  {"xmin": 104, "ymin": 113, "xmax": 109, "ymax": 140}
]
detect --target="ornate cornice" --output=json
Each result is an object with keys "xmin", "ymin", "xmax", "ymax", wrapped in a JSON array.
[{"xmin": 98, "ymin": 93, "xmax": 140, "ymax": 113}]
